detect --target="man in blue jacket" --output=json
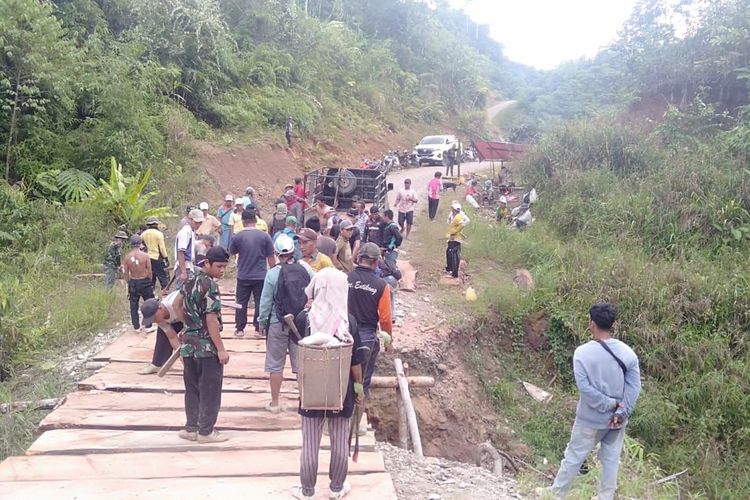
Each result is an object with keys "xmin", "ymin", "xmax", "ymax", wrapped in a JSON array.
[{"xmin": 548, "ymin": 303, "xmax": 641, "ymax": 499}]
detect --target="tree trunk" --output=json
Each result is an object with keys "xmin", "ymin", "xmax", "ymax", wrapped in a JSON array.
[{"xmin": 4, "ymin": 70, "xmax": 21, "ymax": 182}]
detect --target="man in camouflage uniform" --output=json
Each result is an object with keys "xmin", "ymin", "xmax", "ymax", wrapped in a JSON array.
[
  {"xmin": 103, "ymin": 231, "xmax": 128, "ymax": 289},
  {"xmin": 179, "ymin": 246, "xmax": 231, "ymax": 443}
]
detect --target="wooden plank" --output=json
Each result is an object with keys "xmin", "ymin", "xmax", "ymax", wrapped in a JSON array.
[
  {"xmin": 0, "ymin": 473, "xmax": 397, "ymax": 499},
  {"xmin": 78, "ymin": 372, "xmax": 298, "ymax": 394},
  {"xmin": 27, "ymin": 428, "xmax": 376, "ymax": 455},
  {"xmin": 0, "ymin": 449, "xmax": 386, "ymax": 481},
  {"xmin": 96, "ymin": 359, "xmax": 296, "ymax": 381},
  {"xmin": 220, "ymin": 330, "xmax": 266, "ymax": 340},
  {"xmin": 136, "ymin": 337, "xmax": 267, "ymax": 353},
  {"xmin": 59, "ymin": 390, "xmax": 299, "ymax": 412},
  {"xmin": 38, "ymin": 408, "xmax": 303, "ymax": 432},
  {"xmin": 92, "ymin": 331, "xmax": 147, "ymax": 361},
  {"xmin": 397, "ymin": 259, "xmax": 417, "ymax": 292}
]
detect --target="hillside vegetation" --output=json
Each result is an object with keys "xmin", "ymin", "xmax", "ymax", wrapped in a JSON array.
[
  {"xmin": 0, "ymin": 0, "xmax": 516, "ymax": 459},
  {"xmin": 472, "ymin": 0, "xmax": 750, "ymax": 496}
]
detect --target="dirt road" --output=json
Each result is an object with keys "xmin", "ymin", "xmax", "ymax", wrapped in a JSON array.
[
  {"xmin": 486, "ymin": 100, "xmax": 516, "ymax": 127},
  {"xmin": 386, "ymin": 161, "xmax": 491, "ymax": 210}
]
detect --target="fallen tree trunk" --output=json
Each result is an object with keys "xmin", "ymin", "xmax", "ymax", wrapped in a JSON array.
[{"xmin": 0, "ymin": 398, "xmax": 63, "ymax": 414}]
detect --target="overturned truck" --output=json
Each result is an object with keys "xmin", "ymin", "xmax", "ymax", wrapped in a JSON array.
[{"xmin": 303, "ymin": 167, "xmax": 392, "ymax": 211}]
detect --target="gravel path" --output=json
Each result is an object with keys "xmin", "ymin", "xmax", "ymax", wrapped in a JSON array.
[{"xmin": 379, "ymin": 442, "xmax": 522, "ymax": 500}]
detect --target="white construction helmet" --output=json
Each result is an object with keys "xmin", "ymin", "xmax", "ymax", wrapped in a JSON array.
[{"xmin": 274, "ymin": 234, "xmax": 295, "ymax": 255}]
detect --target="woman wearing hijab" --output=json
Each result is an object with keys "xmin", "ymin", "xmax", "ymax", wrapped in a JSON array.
[{"xmin": 291, "ymin": 268, "xmax": 365, "ymax": 500}]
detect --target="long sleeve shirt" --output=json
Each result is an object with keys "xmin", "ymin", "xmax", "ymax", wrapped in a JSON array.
[
  {"xmin": 573, "ymin": 339, "xmax": 641, "ymax": 428},
  {"xmin": 446, "ymin": 211, "xmax": 470, "ymax": 242},
  {"xmin": 257, "ymin": 261, "xmax": 314, "ymax": 328}
]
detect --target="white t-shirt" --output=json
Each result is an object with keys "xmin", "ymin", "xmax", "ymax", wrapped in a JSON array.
[
  {"xmin": 158, "ymin": 291, "xmax": 182, "ymax": 327},
  {"xmin": 396, "ymin": 188, "xmax": 418, "ymax": 213},
  {"xmin": 175, "ymin": 224, "xmax": 195, "ymax": 267}
]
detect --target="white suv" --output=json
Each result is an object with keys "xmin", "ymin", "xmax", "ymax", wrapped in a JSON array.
[{"xmin": 414, "ymin": 135, "xmax": 458, "ymax": 166}]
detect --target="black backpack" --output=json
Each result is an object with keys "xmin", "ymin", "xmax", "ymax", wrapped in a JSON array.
[{"xmin": 274, "ymin": 262, "xmax": 311, "ymax": 321}]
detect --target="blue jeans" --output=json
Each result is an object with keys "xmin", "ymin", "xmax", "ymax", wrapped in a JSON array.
[
  {"xmin": 383, "ymin": 275, "xmax": 398, "ymax": 314},
  {"xmin": 551, "ymin": 424, "xmax": 626, "ymax": 499},
  {"xmin": 385, "ymin": 249, "xmax": 398, "ymax": 267},
  {"xmin": 358, "ymin": 327, "xmax": 380, "ymax": 398}
]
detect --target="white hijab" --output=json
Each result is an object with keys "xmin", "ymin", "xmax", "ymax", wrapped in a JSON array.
[{"xmin": 304, "ymin": 267, "xmax": 351, "ymax": 342}]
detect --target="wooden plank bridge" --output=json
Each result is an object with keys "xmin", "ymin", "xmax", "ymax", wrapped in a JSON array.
[{"xmin": 0, "ymin": 282, "xmax": 397, "ymax": 499}]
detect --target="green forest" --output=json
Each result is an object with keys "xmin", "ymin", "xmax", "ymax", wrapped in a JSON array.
[{"xmin": 3, "ymin": 0, "xmax": 750, "ymax": 497}]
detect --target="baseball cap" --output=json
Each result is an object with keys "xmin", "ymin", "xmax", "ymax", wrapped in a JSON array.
[
  {"xmin": 199, "ymin": 201, "xmax": 209, "ymax": 210},
  {"xmin": 206, "ymin": 246, "xmax": 230, "ymax": 263},
  {"xmin": 346, "ymin": 208, "xmax": 358, "ymax": 217},
  {"xmin": 499, "ymin": 196, "xmax": 507, "ymax": 204},
  {"xmin": 114, "ymin": 230, "xmax": 128, "ymax": 240},
  {"xmin": 325, "ymin": 206, "xmax": 336, "ymax": 214},
  {"xmin": 286, "ymin": 215, "xmax": 298, "ymax": 225},
  {"xmin": 276, "ymin": 203, "xmax": 288, "ymax": 215},
  {"xmin": 340, "ymin": 220, "xmax": 353, "ymax": 230},
  {"xmin": 451, "ymin": 201, "xmax": 462, "ymax": 211},
  {"xmin": 189, "ymin": 208, "xmax": 206, "ymax": 222},
  {"xmin": 224, "ymin": 194, "xmax": 234, "ymax": 202},
  {"xmin": 130, "ymin": 234, "xmax": 142, "ymax": 246},
  {"xmin": 146, "ymin": 216, "xmax": 160, "ymax": 226},
  {"xmin": 359, "ymin": 242, "xmax": 380, "ymax": 260},
  {"xmin": 245, "ymin": 186, "xmax": 255, "ymax": 194},
  {"xmin": 140, "ymin": 298, "xmax": 161, "ymax": 327},
  {"xmin": 234, "ymin": 198, "xmax": 244, "ymax": 205},
  {"xmin": 298, "ymin": 228, "xmax": 318, "ymax": 241},
  {"xmin": 284, "ymin": 189, "xmax": 295, "ymax": 198}
]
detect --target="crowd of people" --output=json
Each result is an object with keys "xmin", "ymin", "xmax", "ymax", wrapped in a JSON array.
[
  {"xmin": 99, "ymin": 166, "xmax": 640, "ymax": 500},
  {"xmin": 100, "ymin": 175, "xmax": 413, "ymax": 499}
]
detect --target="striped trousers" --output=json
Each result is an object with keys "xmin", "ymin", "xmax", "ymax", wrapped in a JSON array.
[{"xmin": 300, "ymin": 415, "xmax": 351, "ymax": 497}]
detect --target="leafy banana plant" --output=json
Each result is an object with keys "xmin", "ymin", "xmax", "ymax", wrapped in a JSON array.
[{"xmin": 87, "ymin": 157, "xmax": 172, "ymax": 230}]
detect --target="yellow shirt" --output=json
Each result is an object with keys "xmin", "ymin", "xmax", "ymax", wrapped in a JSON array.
[
  {"xmin": 233, "ymin": 217, "xmax": 269, "ymax": 235},
  {"xmin": 305, "ymin": 252, "xmax": 334, "ymax": 273},
  {"xmin": 230, "ymin": 212, "xmax": 243, "ymax": 235},
  {"xmin": 197, "ymin": 214, "xmax": 221, "ymax": 236},
  {"xmin": 255, "ymin": 217, "xmax": 269, "ymax": 234},
  {"xmin": 140, "ymin": 228, "xmax": 168, "ymax": 260},
  {"xmin": 446, "ymin": 212, "xmax": 470, "ymax": 242}
]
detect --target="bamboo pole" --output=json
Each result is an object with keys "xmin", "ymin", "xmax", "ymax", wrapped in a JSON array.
[{"xmin": 394, "ymin": 358, "xmax": 423, "ymax": 457}]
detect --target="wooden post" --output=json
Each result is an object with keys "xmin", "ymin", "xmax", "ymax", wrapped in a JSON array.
[
  {"xmin": 394, "ymin": 358, "xmax": 423, "ymax": 457},
  {"xmin": 397, "ymin": 390, "xmax": 409, "ymax": 450}
]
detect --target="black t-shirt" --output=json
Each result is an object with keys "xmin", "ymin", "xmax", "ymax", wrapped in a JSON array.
[
  {"xmin": 349, "ymin": 226, "xmax": 361, "ymax": 252},
  {"xmin": 228, "ymin": 229, "xmax": 274, "ymax": 280},
  {"xmin": 294, "ymin": 312, "xmax": 364, "ymax": 418}
]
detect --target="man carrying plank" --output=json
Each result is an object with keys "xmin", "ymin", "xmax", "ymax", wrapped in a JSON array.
[
  {"xmin": 138, "ymin": 292, "xmax": 185, "ymax": 375},
  {"xmin": 178, "ymin": 246, "xmax": 231, "ymax": 443}
]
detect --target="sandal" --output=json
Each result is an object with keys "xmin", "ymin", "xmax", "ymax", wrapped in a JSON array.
[{"xmin": 264, "ymin": 402, "xmax": 281, "ymax": 413}]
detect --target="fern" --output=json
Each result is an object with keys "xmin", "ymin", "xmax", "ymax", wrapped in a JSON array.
[{"xmin": 57, "ymin": 168, "xmax": 96, "ymax": 202}]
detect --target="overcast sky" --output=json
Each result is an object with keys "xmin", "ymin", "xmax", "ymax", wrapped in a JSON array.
[{"xmin": 452, "ymin": 0, "xmax": 639, "ymax": 70}]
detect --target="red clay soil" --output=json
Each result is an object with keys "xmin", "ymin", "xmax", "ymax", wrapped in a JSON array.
[
  {"xmin": 194, "ymin": 124, "xmax": 441, "ymax": 209},
  {"xmin": 195, "ymin": 141, "xmax": 305, "ymax": 206}
]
